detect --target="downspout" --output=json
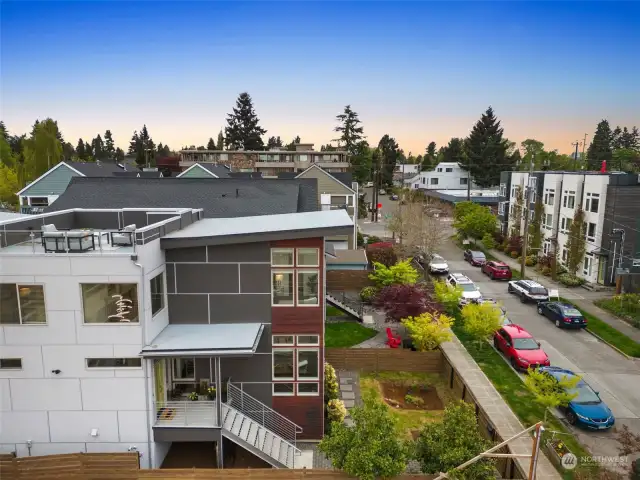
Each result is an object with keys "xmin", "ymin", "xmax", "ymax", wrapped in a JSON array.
[{"xmin": 133, "ymin": 259, "xmax": 153, "ymax": 469}]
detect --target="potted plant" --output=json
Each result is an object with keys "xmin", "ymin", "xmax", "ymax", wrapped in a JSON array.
[
  {"xmin": 187, "ymin": 391, "xmax": 199, "ymax": 402},
  {"xmin": 207, "ymin": 386, "xmax": 216, "ymax": 400},
  {"xmin": 545, "ymin": 438, "xmax": 572, "ymax": 469}
]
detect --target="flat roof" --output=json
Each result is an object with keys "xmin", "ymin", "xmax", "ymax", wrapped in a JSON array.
[
  {"xmin": 326, "ymin": 249, "xmax": 368, "ymax": 265},
  {"xmin": 141, "ymin": 323, "xmax": 264, "ymax": 357}
]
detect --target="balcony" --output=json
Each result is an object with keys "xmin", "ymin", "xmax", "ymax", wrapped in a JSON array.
[
  {"xmin": 20, "ymin": 205, "xmax": 46, "ymax": 215},
  {"xmin": 154, "ymin": 400, "xmax": 219, "ymax": 428}
]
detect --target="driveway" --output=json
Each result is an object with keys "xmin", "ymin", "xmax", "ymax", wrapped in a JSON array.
[{"xmin": 438, "ymin": 240, "xmax": 640, "ymax": 469}]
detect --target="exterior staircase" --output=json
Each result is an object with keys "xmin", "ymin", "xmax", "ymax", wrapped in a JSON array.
[
  {"xmin": 222, "ymin": 383, "xmax": 302, "ymax": 468},
  {"xmin": 326, "ymin": 291, "xmax": 364, "ymax": 321}
]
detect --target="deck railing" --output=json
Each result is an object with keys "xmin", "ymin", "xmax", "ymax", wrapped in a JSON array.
[{"xmin": 154, "ymin": 400, "xmax": 218, "ymax": 427}]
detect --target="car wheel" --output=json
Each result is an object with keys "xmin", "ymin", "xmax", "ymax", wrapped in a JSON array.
[
  {"xmin": 510, "ymin": 357, "xmax": 519, "ymax": 370},
  {"xmin": 520, "ymin": 294, "xmax": 527, "ymax": 304},
  {"xmin": 555, "ymin": 319, "xmax": 561, "ymax": 328},
  {"xmin": 508, "ymin": 284, "xmax": 514, "ymax": 293},
  {"xmin": 493, "ymin": 337, "xmax": 500, "ymax": 349},
  {"xmin": 537, "ymin": 305, "xmax": 543, "ymax": 315},
  {"xmin": 566, "ymin": 411, "xmax": 577, "ymax": 425},
  {"xmin": 490, "ymin": 272, "xmax": 495, "ymax": 280}
]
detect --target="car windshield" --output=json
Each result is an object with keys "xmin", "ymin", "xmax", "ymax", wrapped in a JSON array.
[
  {"xmin": 432, "ymin": 256, "xmax": 445, "ymax": 263},
  {"xmin": 530, "ymin": 287, "xmax": 548, "ymax": 295},
  {"xmin": 495, "ymin": 265, "xmax": 510, "ymax": 270},
  {"xmin": 459, "ymin": 283, "xmax": 478, "ymax": 292},
  {"xmin": 568, "ymin": 384, "xmax": 601, "ymax": 405},
  {"xmin": 513, "ymin": 338, "xmax": 539, "ymax": 350},
  {"xmin": 473, "ymin": 253, "xmax": 485, "ymax": 258},
  {"xmin": 561, "ymin": 307, "xmax": 582, "ymax": 316}
]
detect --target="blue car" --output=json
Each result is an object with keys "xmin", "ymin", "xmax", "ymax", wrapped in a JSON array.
[
  {"xmin": 538, "ymin": 366, "xmax": 615, "ymax": 430},
  {"xmin": 537, "ymin": 301, "xmax": 587, "ymax": 329}
]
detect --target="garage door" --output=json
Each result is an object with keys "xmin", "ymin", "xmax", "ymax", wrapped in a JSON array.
[{"xmin": 327, "ymin": 240, "xmax": 349, "ymax": 251}]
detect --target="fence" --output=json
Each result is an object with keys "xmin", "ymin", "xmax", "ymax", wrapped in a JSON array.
[
  {"xmin": 326, "ymin": 270, "xmax": 373, "ymax": 291},
  {"xmin": 0, "ymin": 454, "xmax": 433, "ymax": 479},
  {"xmin": 325, "ymin": 348, "xmax": 442, "ymax": 373}
]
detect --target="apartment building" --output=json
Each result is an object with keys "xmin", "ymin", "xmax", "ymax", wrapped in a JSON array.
[
  {"xmin": 404, "ymin": 162, "xmax": 477, "ymax": 190},
  {"xmin": 179, "ymin": 143, "xmax": 350, "ymax": 177},
  {"xmin": 498, "ymin": 170, "xmax": 640, "ymax": 287},
  {"xmin": 0, "ymin": 207, "xmax": 353, "ymax": 469}
]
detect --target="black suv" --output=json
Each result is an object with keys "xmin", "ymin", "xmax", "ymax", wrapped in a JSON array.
[{"xmin": 507, "ymin": 280, "xmax": 550, "ymax": 304}]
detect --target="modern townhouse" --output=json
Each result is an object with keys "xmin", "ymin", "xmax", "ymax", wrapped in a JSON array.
[
  {"xmin": 498, "ymin": 170, "xmax": 640, "ymax": 287},
  {"xmin": 179, "ymin": 143, "xmax": 350, "ymax": 177},
  {"xmin": 404, "ymin": 162, "xmax": 478, "ymax": 190},
  {"xmin": 0, "ymin": 206, "xmax": 353, "ymax": 469}
]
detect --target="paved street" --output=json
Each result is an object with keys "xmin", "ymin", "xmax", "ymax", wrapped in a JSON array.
[{"xmin": 359, "ymin": 210, "xmax": 640, "ymax": 468}]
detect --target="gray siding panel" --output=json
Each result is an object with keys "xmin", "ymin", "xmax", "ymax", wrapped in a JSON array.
[
  {"xmin": 21, "ymin": 164, "xmax": 80, "ymax": 196},
  {"xmin": 166, "ymin": 264, "xmax": 175, "ymax": 294},
  {"xmin": 168, "ymin": 294, "xmax": 209, "ymax": 324},
  {"xmin": 153, "ymin": 428, "xmax": 221, "ymax": 443},
  {"xmin": 75, "ymin": 211, "xmax": 120, "ymax": 229},
  {"xmin": 207, "ymin": 243, "xmax": 270, "ymax": 262},
  {"xmin": 166, "ymin": 247, "xmax": 207, "ymax": 263},
  {"xmin": 176, "ymin": 264, "xmax": 238, "ymax": 293},
  {"xmin": 209, "ymin": 295, "xmax": 271, "ymax": 324},
  {"xmin": 122, "ymin": 210, "xmax": 148, "ymax": 228},
  {"xmin": 240, "ymin": 264, "xmax": 271, "ymax": 293}
]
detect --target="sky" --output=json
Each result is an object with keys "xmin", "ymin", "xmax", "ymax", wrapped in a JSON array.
[{"xmin": 1, "ymin": 1, "xmax": 639, "ymax": 156}]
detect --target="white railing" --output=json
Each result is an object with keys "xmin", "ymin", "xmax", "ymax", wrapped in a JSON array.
[
  {"xmin": 226, "ymin": 383, "xmax": 302, "ymax": 448},
  {"xmin": 154, "ymin": 400, "xmax": 218, "ymax": 427},
  {"xmin": 0, "ymin": 229, "xmax": 134, "ymax": 254}
]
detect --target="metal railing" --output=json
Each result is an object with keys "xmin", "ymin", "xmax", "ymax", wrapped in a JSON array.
[
  {"xmin": 20, "ymin": 205, "xmax": 46, "ymax": 214},
  {"xmin": 225, "ymin": 383, "xmax": 302, "ymax": 448},
  {"xmin": 154, "ymin": 400, "xmax": 218, "ymax": 427},
  {"xmin": 0, "ymin": 229, "xmax": 135, "ymax": 254},
  {"xmin": 326, "ymin": 291, "xmax": 365, "ymax": 318}
]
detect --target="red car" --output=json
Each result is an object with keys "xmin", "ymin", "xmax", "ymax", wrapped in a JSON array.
[
  {"xmin": 482, "ymin": 261, "xmax": 513, "ymax": 280},
  {"xmin": 493, "ymin": 325, "xmax": 550, "ymax": 372}
]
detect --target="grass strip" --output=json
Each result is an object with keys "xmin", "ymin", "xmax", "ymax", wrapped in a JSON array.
[
  {"xmin": 324, "ymin": 321, "xmax": 377, "ymax": 348},
  {"xmin": 559, "ymin": 297, "xmax": 640, "ymax": 358}
]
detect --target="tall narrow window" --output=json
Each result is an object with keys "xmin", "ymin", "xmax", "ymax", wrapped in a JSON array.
[
  {"xmin": 297, "ymin": 271, "xmax": 319, "ymax": 306},
  {"xmin": 150, "ymin": 273, "xmax": 165, "ymax": 316},
  {"xmin": 272, "ymin": 271, "xmax": 294, "ymax": 305},
  {"xmin": 172, "ymin": 358, "xmax": 195, "ymax": 381}
]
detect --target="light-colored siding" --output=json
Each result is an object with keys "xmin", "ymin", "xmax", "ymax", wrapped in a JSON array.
[
  {"xmin": 20, "ymin": 164, "xmax": 81, "ymax": 196},
  {"xmin": 180, "ymin": 166, "xmax": 215, "ymax": 178},
  {"xmin": 297, "ymin": 167, "xmax": 353, "ymax": 205}
]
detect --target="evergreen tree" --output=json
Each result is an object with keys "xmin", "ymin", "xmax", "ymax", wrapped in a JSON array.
[
  {"xmin": 421, "ymin": 141, "xmax": 437, "ymax": 170},
  {"xmin": 586, "ymin": 119, "xmax": 613, "ymax": 170},
  {"xmin": 224, "ymin": 92, "xmax": 267, "ymax": 150},
  {"xmin": 61, "ymin": 142, "xmax": 75, "ymax": 160},
  {"xmin": 0, "ymin": 121, "xmax": 7, "ymax": 141},
  {"xmin": 612, "ymin": 126, "xmax": 623, "ymax": 149},
  {"xmin": 464, "ymin": 106, "xmax": 510, "ymax": 187},
  {"xmin": 441, "ymin": 138, "xmax": 466, "ymax": 164},
  {"xmin": 84, "ymin": 140, "xmax": 93, "ymax": 160},
  {"xmin": 92, "ymin": 134, "xmax": 104, "ymax": 160},
  {"xmin": 377, "ymin": 134, "xmax": 400, "ymax": 188},
  {"xmin": 76, "ymin": 138, "xmax": 86, "ymax": 159},
  {"xmin": 207, "ymin": 137, "xmax": 216, "ymax": 150},
  {"xmin": 216, "ymin": 130, "xmax": 224, "ymax": 150},
  {"xmin": 129, "ymin": 125, "xmax": 156, "ymax": 166},
  {"xmin": 104, "ymin": 130, "xmax": 115, "ymax": 160},
  {"xmin": 266, "ymin": 136, "xmax": 283, "ymax": 149},
  {"xmin": 285, "ymin": 136, "xmax": 301, "ymax": 151},
  {"xmin": 157, "ymin": 143, "xmax": 171, "ymax": 157},
  {"xmin": 115, "ymin": 147, "xmax": 125, "ymax": 163},
  {"xmin": 333, "ymin": 105, "xmax": 365, "ymax": 154},
  {"xmin": 320, "ymin": 143, "xmax": 338, "ymax": 151}
]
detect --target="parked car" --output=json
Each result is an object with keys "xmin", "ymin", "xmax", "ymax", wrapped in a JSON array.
[
  {"xmin": 482, "ymin": 261, "xmax": 512, "ymax": 280},
  {"xmin": 364, "ymin": 181, "xmax": 374, "ymax": 188},
  {"xmin": 479, "ymin": 299, "xmax": 512, "ymax": 325},
  {"xmin": 507, "ymin": 280, "xmax": 550, "ymax": 304},
  {"xmin": 537, "ymin": 302, "xmax": 587, "ymax": 329},
  {"xmin": 537, "ymin": 366, "xmax": 615, "ymax": 429},
  {"xmin": 427, "ymin": 254, "xmax": 449, "ymax": 274},
  {"xmin": 446, "ymin": 273, "xmax": 482, "ymax": 306},
  {"xmin": 463, "ymin": 250, "xmax": 486, "ymax": 266},
  {"xmin": 493, "ymin": 325, "xmax": 550, "ymax": 372},
  {"xmin": 390, "ymin": 194, "xmax": 399, "ymax": 201},
  {"xmin": 378, "ymin": 189, "xmax": 386, "ymax": 195}
]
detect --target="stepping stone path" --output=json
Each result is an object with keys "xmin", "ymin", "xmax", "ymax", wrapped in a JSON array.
[{"xmin": 338, "ymin": 371, "xmax": 362, "ymax": 426}]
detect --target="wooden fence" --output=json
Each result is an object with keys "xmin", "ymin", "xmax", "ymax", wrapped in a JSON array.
[
  {"xmin": 326, "ymin": 270, "xmax": 373, "ymax": 291},
  {"xmin": 0, "ymin": 454, "xmax": 433, "ymax": 479},
  {"xmin": 325, "ymin": 348, "xmax": 442, "ymax": 373}
]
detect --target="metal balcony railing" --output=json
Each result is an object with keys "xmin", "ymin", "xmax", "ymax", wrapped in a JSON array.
[
  {"xmin": 225, "ymin": 383, "xmax": 302, "ymax": 448},
  {"xmin": 154, "ymin": 400, "xmax": 218, "ymax": 427}
]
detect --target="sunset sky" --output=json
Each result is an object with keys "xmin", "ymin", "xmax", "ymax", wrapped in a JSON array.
[{"xmin": 1, "ymin": 1, "xmax": 639, "ymax": 156}]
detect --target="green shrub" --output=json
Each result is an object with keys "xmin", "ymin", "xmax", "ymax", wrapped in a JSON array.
[
  {"xmin": 525, "ymin": 256, "xmax": 537, "ymax": 267},
  {"xmin": 366, "ymin": 235, "xmax": 382, "ymax": 245},
  {"xmin": 481, "ymin": 233, "xmax": 496, "ymax": 250},
  {"xmin": 510, "ymin": 251, "xmax": 519, "ymax": 259},
  {"xmin": 541, "ymin": 266, "xmax": 552, "ymax": 276},
  {"xmin": 360, "ymin": 286, "xmax": 378, "ymax": 303},
  {"xmin": 595, "ymin": 294, "xmax": 640, "ymax": 328},
  {"xmin": 404, "ymin": 394, "xmax": 425, "ymax": 406},
  {"xmin": 557, "ymin": 265, "xmax": 568, "ymax": 274},
  {"xmin": 326, "ymin": 399, "xmax": 348, "ymax": 423},
  {"xmin": 324, "ymin": 363, "xmax": 340, "ymax": 402},
  {"xmin": 558, "ymin": 273, "xmax": 586, "ymax": 287}
]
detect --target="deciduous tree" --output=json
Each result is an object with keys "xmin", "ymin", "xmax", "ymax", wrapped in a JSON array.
[
  {"xmin": 22, "ymin": 118, "xmax": 63, "ymax": 180},
  {"xmin": 453, "ymin": 202, "xmax": 497, "ymax": 242},
  {"xmin": 318, "ymin": 397, "xmax": 409, "ymax": 480},
  {"xmin": 224, "ymin": 92, "xmax": 267, "ymax": 151},
  {"xmin": 460, "ymin": 302, "xmax": 503, "ymax": 348},
  {"xmin": 434, "ymin": 280, "xmax": 463, "ymax": 314},
  {"xmin": 369, "ymin": 260, "xmax": 419, "ymax": 287},
  {"xmin": 565, "ymin": 207, "xmax": 586, "ymax": 275},
  {"xmin": 524, "ymin": 368, "xmax": 580, "ymax": 422},
  {"xmin": 402, "ymin": 312, "xmax": 453, "ymax": 351},
  {"xmin": 0, "ymin": 163, "xmax": 19, "ymax": 207},
  {"xmin": 373, "ymin": 284, "xmax": 437, "ymax": 322}
]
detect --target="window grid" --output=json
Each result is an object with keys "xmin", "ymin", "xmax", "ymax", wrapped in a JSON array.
[
  {"xmin": 272, "ymin": 335, "xmax": 320, "ymax": 396},
  {"xmin": 271, "ymin": 248, "xmax": 320, "ymax": 307},
  {"xmin": 0, "ymin": 284, "xmax": 47, "ymax": 325}
]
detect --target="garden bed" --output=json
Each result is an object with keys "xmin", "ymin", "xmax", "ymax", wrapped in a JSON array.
[{"xmin": 360, "ymin": 372, "xmax": 451, "ymax": 439}]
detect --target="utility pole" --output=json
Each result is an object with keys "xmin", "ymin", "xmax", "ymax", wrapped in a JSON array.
[
  {"xmin": 397, "ymin": 152, "xmax": 410, "ymax": 245},
  {"xmin": 520, "ymin": 153, "xmax": 535, "ymax": 278},
  {"xmin": 571, "ymin": 141, "xmax": 580, "ymax": 170},
  {"xmin": 466, "ymin": 156, "xmax": 471, "ymax": 201},
  {"xmin": 582, "ymin": 133, "xmax": 588, "ymax": 158}
]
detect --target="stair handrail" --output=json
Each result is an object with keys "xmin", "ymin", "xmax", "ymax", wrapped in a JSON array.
[
  {"xmin": 225, "ymin": 382, "xmax": 303, "ymax": 448},
  {"xmin": 326, "ymin": 291, "xmax": 364, "ymax": 317}
]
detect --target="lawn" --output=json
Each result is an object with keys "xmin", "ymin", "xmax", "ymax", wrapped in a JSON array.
[
  {"xmin": 360, "ymin": 371, "xmax": 451, "ymax": 439},
  {"xmin": 324, "ymin": 322, "xmax": 377, "ymax": 348},
  {"xmin": 326, "ymin": 305, "xmax": 345, "ymax": 317},
  {"xmin": 451, "ymin": 322, "xmax": 597, "ymax": 478},
  {"xmin": 559, "ymin": 297, "xmax": 640, "ymax": 358},
  {"xmin": 594, "ymin": 295, "xmax": 640, "ymax": 329}
]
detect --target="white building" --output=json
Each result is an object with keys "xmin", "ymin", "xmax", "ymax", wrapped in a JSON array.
[{"xmin": 404, "ymin": 162, "xmax": 477, "ymax": 190}]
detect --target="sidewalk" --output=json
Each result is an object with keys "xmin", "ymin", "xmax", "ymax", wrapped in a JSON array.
[{"xmin": 487, "ymin": 247, "xmax": 640, "ymax": 345}]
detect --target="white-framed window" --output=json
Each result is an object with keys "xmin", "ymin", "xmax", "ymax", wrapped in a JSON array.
[
  {"xmin": 86, "ymin": 358, "xmax": 142, "ymax": 368},
  {"xmin": 544, "ymin": 189, "xmax": 555, "ymax": 206},
  {"xmin": 297, "ymin": 335, "xmax": 320, "ymax": 346},
  {"xmin": 583, "ymin": 255, "xmax": 593, "ymax": 277},
  {"xmin": 510, "ymin": 185, "xmax": 518, "ymax": 198},
  {"xmin": 585, "ymin": 193, "xmax": 600, "ymax": 213},
  {"xmin": 499, "ymin": 183, "xmax": 507, "ymax": 197},
  {"xmin": 272, "ymin": 271, "xmax": 294, "ymax": 306},
  {"xmin": 297, "ymin": 383, "xmax": 319, "ymax": 396},
  {"xmin": 81, "ymin": 284, "xmax": 138, "ymax": 324},
  {"xmin": 273, "ymin": 383, "xmax": 295, "ymax": 396},
  {"xmin": 529, "ymin": 177, "xmax": 537, "ymax": 189},
  {"xmin": 430, "ymin": 178, "xmax": 438, "ymax": 185},
  {"xmin": 530, "ymin": 209, "xmax": 535, "ymax": 221},
  {"xmin": 543, "ymin": 240, "xmax": 551, "ymax": 255},
  {"xmin": 446, "ymin": 167, "xmax": 453, "ymax": 172},
  {"xmin": 437, "ymin": 167, "xmax": 443, "ymax": 172},
  {"xmin": 0, "ymin": 284, "xmax": 46, "ymax": 325},
  {"xmin": 0, "ymin": 358, "xmax": 22, "ymax": 370},
  {"xmin": 272, "ymin": 336, "xmax": 320, "ymax": 396},
  {"xmin": 297, "ymin": 349, "xmax": 320, "ymax": 380},
  {"xmin": 498, "ymin": 202, "xmax": 506, "ymax": 215},
  {"xmin": 583, "ymin": 222, "xmax": 596, "ymax": 242},
  {"xmin": 172, "ymin": 358, "xmax": 195, "ymax": 381},
  {"xmin": 543, "ymin": 213, "xmax": 553, "ymax": 230},
  {"xmin": 272, "ymin": 335, "xmax": 295, "ymax": 345},
  {"xmin": 150, "ymin": 272, "xmax": 165, "ymax": 317},
  {"xmin": 271, "ymin": 248, "xmax": 294, "ymax": 267},
  {"xmin": 272, "ymin": 349, "xmax": 295, "ymax": 381},
  {"xmin": 297, "ymin": 248, "xmax": 319, "ymax": 267},
  {"xmin": 460, "ymin": 177, "xmax": 468, "ymax": 185},
  {"xmin": 563, "ymin": 191, "xmax": 576, "ymax": 209},
  {"xmin": 421, "ymin": 177, "xmax": 425, "ymax": 185},
  {"xmin": 298, "ymin": 154, "xmax": 308, "ymax": 162},
  {"xmin": 560, "ymin": 217, "xmax": 573, "ymax": 233},
  {"xmin": 297, "ymin": 271, "xmax": 319, "ymax": 306},
  {"xmin": 561, "ymin": 248, "xmax": 568, "ymax": 264}
]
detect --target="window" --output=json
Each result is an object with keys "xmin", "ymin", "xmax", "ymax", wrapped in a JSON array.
[
  {"xmin": 543, "ymin": 241, "xmax": 551, "ymax": 255},
  {"xmin": 460, "ymin": 177, "xmax": 468, "ymax": 185},
  {"xmin": 498, "ymin": 202, "xmax": 506, "ymax": 215},
  {"xmin": 271, "ymin": 248, "xmax": 294, "ymax": 267},
  {"xmin": 421, "ymin": 178, "xmax": 425, "ymax": 185},
  {"xmin": 298, "ymin": 155, "xmax": 308, "ymax": 162},
  {"xmin": 272, "ymin": 271, "xmax": 294, "ymax": 305},
  {"xmin": 430, "ymin": 178, "xmax": 438, "ymax": 185},
  {"xmin": 29, "ymin": 197, "xmax": 49, "ymax": 207},
  {"xmin": 0, "ymin": 358, "xmax": 22, "ymax": 369},
  {"xmin": 272, "ymin": 335, "xmax": 294, "ymax": 345},
  {"xmin": 297, "ymin": 271, "xmax": 319, "ymax": 306},
  {"xmin": 510, "ymin": 185, "xmax": 518, "ymax": 198},
  {"xmin": 273, "ymin": 383, "xmax": 294, "ymax": 395},
  {"xmin": 81, "ymin": 284, "xmax": 138, "ymax": 323},
  {"xmin": 543, "ymin": 214, "xmax": 553, "ymax": 230},
  {"xmin": 585, "ymin": 193, "xmax": 600, "ymax": 213},
  {"xmin": 561, "ymin": 217, "xmax": 572, "ymax": 233},
  {"xmin": 86, "ymin": 358, "xmax": 142, "ymax": 368},
  {"xmin": 583, "ymin": 255, "xmax": 593, "ymax": 276},
  {"xmin": 583, "ymin": 222, "xmax": 596, "ymax": 242},
  {"xmin": 172, "ymin": 358, "xmax": 195, "ymax": 381},
  {"xmin": 297, "ymin": 335, "xmax": 319, "ymax": 346},
  {"xmin": 563, "ymin": 191, "xmax": 576, "ymax": 209},
  {"xmin": 297, "ymin": 248, "xmax": 319, "ymax": 267},
  {"xmin": 446, "ymin": 167, "xmax": 453, "ymax": 172},
  {"xmin": 297, "ymin": 350, "xmax": 319, "ymax": 380},
  {"xmin": 499, "ymin": 184, "xmax": 507, "ymax": 197},
  {"xmin": 150, "ymin": 273, "xmax": 165, "ymax": 316},
  {"xmin": 0, "ymin": 284, "xmax": 46, "ymax": 325},
  {"xmin": 297, "ymin": 383, "xmax": 319, "ymax": 395},
  {"xmin": 273, "ymin": 349, "xmax": 295, "ymax": 380},
  {"xmin": 437, "ymin": 168, "xmax": 442, "ymax": 172},
  {"xmin": 562, "ymin": 249, "xmax": 568, "ymax": 264},
  {"xmin": 544, "ymin": 189, "xmax": 555, "ymax": 206}
]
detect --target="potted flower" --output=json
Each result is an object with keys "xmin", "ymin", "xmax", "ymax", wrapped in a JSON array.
[
  {"xmin": 207, "ymin": 386, "xmax": 216, "ymax": 400},
  {"xmin": 187, "ymin": 391, "xmax": 199, "ymax": 401},
  {"xmin": 545, "ymin": 438, "xmax": 572, "ymax": 468}
]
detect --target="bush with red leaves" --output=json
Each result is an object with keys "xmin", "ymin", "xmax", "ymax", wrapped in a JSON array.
[
  {"xmin": 367, "ymin": 246, "xmax": 398, "ymax": 267},
  {"xmin": 373, "ymin": 283, "xmax": 441, "ymax": 323}
]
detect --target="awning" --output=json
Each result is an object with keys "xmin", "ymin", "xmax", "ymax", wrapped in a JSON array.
[{"xmin": 140, "ymin": 323, "xmax": 264, "ymax": 357}]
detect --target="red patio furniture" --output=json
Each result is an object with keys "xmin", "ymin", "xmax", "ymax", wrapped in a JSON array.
[{"xmin": 385, "ymin": 328, "xmax": 401, "ymax": 348}]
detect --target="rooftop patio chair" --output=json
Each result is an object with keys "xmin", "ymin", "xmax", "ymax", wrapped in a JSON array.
[{"xmin": 110, "ymin": 224, "xmax": 136, "ymax": 246}]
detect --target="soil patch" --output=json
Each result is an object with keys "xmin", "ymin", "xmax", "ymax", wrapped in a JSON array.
[{"xmin": 380, "ymin": 381, "xmax": 444, "ymax": 410}]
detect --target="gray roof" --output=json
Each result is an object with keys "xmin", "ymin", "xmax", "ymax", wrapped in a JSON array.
[
  {"xmin": 0, "ymin": 211, "xmax": 29, "ymax": 221},
  {"xmin": 112, "ymin": 171, "xmax": 163, "ymax": 178},
  {"xmin": 46, "ymin": 177, "xmax": 318, "ymax": 217},
  {"xmin": 228, "ymin": 171, "xmax": 263, "ymax": 179},
  {"xmin": 67, "ymin": 161, "xmax": 124, "ymax": 176},
  {"xmin": 422, "ymin": 189, "xmax": 499, "ymax": 205},
  {"xmin": 331, "ymin": 172, "xmax": 354, "ymax": 189},
  {"xmin": 198, "ymin": 163, "xmax": 231, "ymax": 178}
]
